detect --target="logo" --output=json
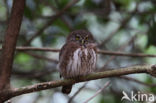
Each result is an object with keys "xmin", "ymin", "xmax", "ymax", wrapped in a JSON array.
[{"xmin": 121, "ymin": 91, "xmax": 155, "ymax": 102}]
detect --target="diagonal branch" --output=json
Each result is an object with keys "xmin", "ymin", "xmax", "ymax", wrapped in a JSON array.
[
  {"xmin": 68, "ymin": 83, "xmax": 88, "ymax": 103},
  {"xmin": 101, "ymin": 34, "xmax": 137, "ymax": 67},
  {"xmin": 83, "ymin": 81, "xmax": 110, "ymax": 103},
  {"xmin": 12, "ymin": 68, "xmax": 57, "ymax": 79},
  {"xmin": 24, "ymin": 0, "xmax": 79, "ymax": 46},
  {"xmin": 24, "ymin": 52, "xmax": 58, "ymax": 63},
  {"xmin": 98, "ymin": 7, "xmax": 137, "ymax": 47},
  {"xmin": 1, "ymin": 64, "xmax": 155, "ymax": 101},
  {"xmin": 0, "ymin": 0, "xmax": 25, "ymax": 90},
  {"xmin": 119, "ymin": 76, "xmax": 156, "ymax": 87}
]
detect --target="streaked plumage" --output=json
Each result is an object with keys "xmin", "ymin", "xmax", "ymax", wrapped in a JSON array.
[{"xmin": 58, "ymin": 30, "xmax": 97, "ymax": 94}]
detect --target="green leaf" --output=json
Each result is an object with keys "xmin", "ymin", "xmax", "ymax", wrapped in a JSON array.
[
  {"xmin": 74, "ymin": 20, "xmax": 87, "ymax": 29},
  {"xmin": 24, "ymin": 6, "xmax": 33, "ymax": 20},
  {"xmin": 145, "ymin": 76, "xmax": 156, "ymax": 93},
  {"xmin": 84, "ymin": 0, "xmax": 99, "ymax": 9},
  {"xmin": 115, "ymin": 0, "xmax": 131, "ymax": 7},
  {"xmin": 147, "ymin": 18, "xmax": 156, "ymax": 47},
  {"xmin": 57, "ymin": 0, "xmax": 69, "ymax": 9},
  {"xmin": 53, "ymin": 19, "xmax": 70, "ymax": 32},
  {"xmin": 15, "ymin": 53, "xmax": 31, "ymax": 64}
]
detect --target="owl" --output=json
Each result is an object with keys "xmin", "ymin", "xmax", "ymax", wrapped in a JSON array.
[{"xmin": 58, "ymin": 30, "xmax": 97, "ymax": 94}]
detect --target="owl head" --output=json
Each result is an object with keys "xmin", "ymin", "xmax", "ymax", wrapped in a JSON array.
[{"xmin": 67, "ymin": 30, "xmax": 95, "ymax": 46}]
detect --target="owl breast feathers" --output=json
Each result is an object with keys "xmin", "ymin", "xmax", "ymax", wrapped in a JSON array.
[
  {"xmin": 58, "ymin": 30, "xmax": 97, "ymax": 94},
  {"xmin": 58, "ymin": 42, "xmax": 97, "ymax": 78}
]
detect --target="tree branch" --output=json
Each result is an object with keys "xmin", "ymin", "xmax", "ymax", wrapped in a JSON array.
[
  {"xmin": 119, "ymin": 76, "xmax": 156, "ymax": 87},
  {"xmin": 68, "ymin": 83, "xmax": 88, "ymax": 103},
  {"xmin": 24, "ymin": 52, "xmax": 58, "ymax": 63},
  {"xmin": 12, "ymin": 68, "xmax": 57, "ymax": 79},
  {"xmin": 0, "ymin": 47, "xmax": 59, "ymax": 52},
  {"xmin": 1, "ymin": 47, "xmax": 156, "ymax": 58},
  {"xmin": 101, "ymin": 34, "xmax": 137, "ymax": 68},
  {"xmin": 98, "ymin": 8, "xmax": 136, "ymax": 47},
  {"xmin": 24, "ymin": 0, "xmax": 79, "ymax": 46},
  {"xmin": 97, "ymin": 50, "xmax": 156, "ymax": 57},
  {"xmin": 0, "ymin": 0, "xmax": 25, "ymax": 90},
  {"xmin": 0, "ymin": 64, "xmax": 155, "ymax": 101},
  {"xmin": 83, "ymin": 81, "xmax": 110, "ymax": 103},
  {"xmin": 0, "ymin": 47, "xmax": 60, "ymax": 52}
]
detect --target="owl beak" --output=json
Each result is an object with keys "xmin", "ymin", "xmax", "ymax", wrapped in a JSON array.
[
  {"xmin": 81, "ymin": 39, "xmax": 86, "ymax": 47},
  {"xmin": 81, "ymin": 39, "xmax": 85, "ymax": 44}
]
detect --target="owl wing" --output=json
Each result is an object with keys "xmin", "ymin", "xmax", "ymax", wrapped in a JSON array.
[
  {"xmin": 87, "ymin": 43, "xmax": 97, "ymax": 53},
  {"xmin": 59, "ymin": 43, "xmax": 67, "ymax": 61},
  {"xmin": 59, "ymin": 42, "xmax": 79, "ymax": 60},
  {"xmin": 59, "ymin": 42, "xmax": 79, "ymax": 78}
]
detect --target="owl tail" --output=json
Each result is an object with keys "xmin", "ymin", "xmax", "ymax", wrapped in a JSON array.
[{"xmin": 62, "ymin": 85, "xmax": 72, "ymax": 94}]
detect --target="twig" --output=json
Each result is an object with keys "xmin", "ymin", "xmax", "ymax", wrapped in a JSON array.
[
  {"xmin": 98, "ymin": 11, "xmax": 134, "ymax": 47},
  {"xmin": 40, "ymin": 0, "xmax": 74, "ymax": 30},
  {"xmin": 0, "ymin": 64, "xmax": 155, "ymax": 102},
  {"xmin": 0, "ymin": 47, "xmax": 60, "ymax": 52},
  {"xmin": 98, "ymin": 69, "xmax": 156, "ymax": 88},
  {"xmin": 119, "ymin": 76, "xmax": 156, "ymax": 87},
  {"xmin": 98, "ymin": 3, "xmax": 139, "ymax": 47},
  {"xmin": 83, "ymin": 81, "xmax": 110, "ymax": 103},
  {"xmin": 1, "ymin": 47, "xmax": 156, "ymax": 58},
  {"xmin": 68, "ymin": 83, "xmax": 88, "ymax": 103},
  {"xmin": 97, "ymin": 50, "xmax": 156, "ymax": 57},
  {"xmin": 24, "ymin": 0, "xmax": 79, "ymax": 46},
  {"xmin": 24, "ymin": 52, "xmax": 58, "ymax": 63},
  {"xmin": 12, "ymin": 68, "xmax": 57, "ymax": 79},
  {"xmin": 101, "ymin": 33, "xmax": 137, "ymax": 68}
]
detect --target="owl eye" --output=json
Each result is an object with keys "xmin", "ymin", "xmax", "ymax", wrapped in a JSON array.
[
  {"xmin": 85, "ymin": 37, "xmax": 88, "ymax": 40},
  {"xmin": 75, "ymin": 36, "xmax": 80, "ymax": 40}
]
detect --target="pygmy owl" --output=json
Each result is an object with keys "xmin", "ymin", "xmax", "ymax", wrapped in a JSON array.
[{"xmin": 58, "ymin": 30, "xmax": 97, "ymax": 94}]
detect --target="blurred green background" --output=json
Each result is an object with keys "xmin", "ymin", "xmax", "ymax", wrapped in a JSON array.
[{"xmin": 0, "ymin": 0, "xmax": 156, "ymax": 103}]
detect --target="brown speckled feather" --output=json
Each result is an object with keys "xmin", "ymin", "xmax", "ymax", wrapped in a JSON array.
[
  {"xmin": 59, "ymin": 42, "xmax": 80, "ymax": 78},
  {"xmin": 58, "ymin": 30, "xmax": 97, "ymax": 94}
]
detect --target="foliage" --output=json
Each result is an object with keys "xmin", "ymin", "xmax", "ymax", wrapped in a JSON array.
[{"xmin": 0, "ymin": 0, "xmax": 156, "ymax": 103}]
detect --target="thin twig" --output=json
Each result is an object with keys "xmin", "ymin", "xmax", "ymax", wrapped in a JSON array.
[
  {"xmin": 24, "ymin": 0, "xmax": 79, "ymax": 46},
  {"xmin": 97, "ymin": 69, "xmax": 156, "ymax": 88},
  {"xmin": 98, "ymin": 3, "xmax": 139, "ymax": 48},
  {"xmin": 68, "ymin": 83, "xmax": 88, "ymax": 103},
  {"xmin": 98, "ymin": 10, "xmax": 136, "ymax": 47},
  {"xmin": 97, "ymin": 50, "xmax": 156, "ymax": 57},
  {"xmin": 1, "ymin": 47, "xmax": 156, "ymax": 58},
  {"xmin": 12, "ymin": 68, "xmax": 57, "ymax": 79},
  {"xmin": 83, "ymin": 81, "xmax": 110, "ymax": 103},
  {"xmin": 3, "ymin": 47, "xmax": 60, "ymax": 52},
  {"xmin": 24, "ymin": 52, "xmax": 58, "ymax": 63},
  {"xmin": 101, "ymin": 34, "xmax": 137, "ymax": 68},
  {"xmin": 38, "ymin": 0, "xmax": 74, "ymax": 30},
  {"xmin": 119, "ymin": 76, "xmax": 156, "ymax": 87}
]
